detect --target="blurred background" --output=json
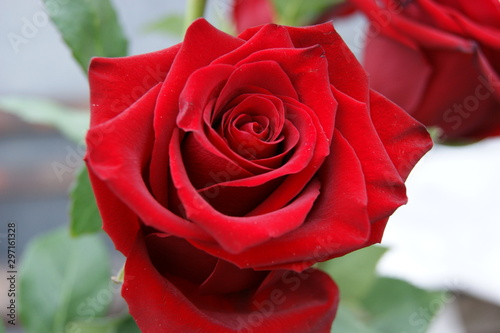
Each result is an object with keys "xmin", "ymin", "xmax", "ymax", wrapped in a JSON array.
[{"xmin": 1, "ymin": 1, "xmax": 499, "ymax": 332}]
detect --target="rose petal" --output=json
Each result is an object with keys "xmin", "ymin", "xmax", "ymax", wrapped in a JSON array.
[
  {"xmin": 217, "ymin": 23, "xmax": 293, "ymax": 64},
  {"xmin": 439, "ymin": 0, "xmax": 500, "ymax": 29},
  {"xmin": 88, "ymin": 45, "xmax": 180, "ymax": 126},
  {"xmin": 178, "ymin": 60, "xmax": 320, "ymax": 182},
  {"xmin": 417, "ymin": 0, "xmax": 500, "ymax": 47},
  {"xmin": 189, "ymin": 101, "xmax": 318, "ymax": 194},
  {"xmin": 86, "ymin": 169, "xmax": 140, "ymax": 255},
  {"xmin": 333, "ymin": 86, "xmax": 407, "ymax": 222},
  {"xmin": 234, "ymin": 45, "xmax": 336, "ymax": 137},
  {"xmin": 369, "ymin": 90, "xmax": 433, "ymax": 181},
  {"xmin": 181, "ymin": 132, "xmax": 255, "ymax": 190},
  {"xmin": 363, "ymin": 34, "xmax": 432, "ymax": 114},
  {"xmin": 214, "ymin": 60, "xmax": 299, "ymax": 112},
  {"xmin": 198, "ymin": 177, "xmax": 283, "ymax": 217},
  {"xmin": 123, "ymin": 233, "xmax": 338, "ymax": 332},
  {"xmin": 149, "ymin": 19, "xmax": 244, "ymax": 207},
  {"xmin": 199, "ymin": 259, "xmax": 268, "ymax": 294},
  {"xmin": 86, "ymin": 84, "xmax": 209, "ymax": 244},
  {"xmin": 189, "ymin": 130, "xmax": 371, "ymax": 271},
  {"xmin": 170, "ymin": 128, "xmax": 322, "ymax": 253},
  {"xmin": 282, "ymin": 22, "xmax": 369, "ymax": 105},
  {"xmin": 413, "ymin": 50, "xmax": 497, "ymax": 137},
  {"xmin": 177, "ymin": 64, "xmax": 236, "ymax": 132},
  {"xmin": 225, "ymin": 46, "xmax": 334, "ymax": 214},
  {"xmin": 350, "ymin": 0, "xmax": 477, "ymax": 51},
  {"xmin": 245, "ymin": 98, "xmax": 328, "ymax": 216},
  {"xmin": 146, "ymin": 233, "xmax": 218, "ymax": 285}
]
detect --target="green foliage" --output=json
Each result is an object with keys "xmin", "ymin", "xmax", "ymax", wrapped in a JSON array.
[
  {"xmin": 65, "ymin": 314, "xmax": 140, "ymax": 333},
  {"xmin": 319, "ymin": 246, "xmax": 447, "ymax": 333},
  {"xmin": 322, "ymin": 246, "xmax": 387, "ymax": 302},
  {"xmin": 332, "ymin": 305, "xmax": 380, "ymax": 333},
  {"xmin": 42, "ymin": 0, "xmax": 128, "ymax": 73},
  {"xmin": 360, "ymin": 277, "xmax": 446, "ymax": 333},
  {"xmin": 0, "ymin": 96, "xmax": 88, "ymax": 143},
  {"xmin": 185, "ymin": 0, "xmax": 208, "ymax": 31},
  {"xmin": 66, "ymin": 319, "xmax": 117, "ymax": 333},
  {"xmin": 143, "ymin": 14, "xmax": 185, "ymax": 37},
  {"xmin": 19, "ymin": 228, "xmax": 112, "ymax": 333},
  {"xmin": 272, "ymin": 0, "xmax": 344, "ymax": 26},
  {"xmin": 70, "ymin": 166, "xmax": 103, "ymax": 236},
  {"xmin": 116, "ymin": 315, "xmax": 141, "ymax": 333}
]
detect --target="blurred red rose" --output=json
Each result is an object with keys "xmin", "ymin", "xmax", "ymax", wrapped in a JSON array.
[
  {"xmin": 351, "ymin": 0, "xmax": 500, "ymax": 141},
  {"xmin": 231, "ymin": 0, "xmax": 357, "ymax": 33},
  {"xmin": 85, "ymin": 18, "xmax": 431, "ymax": 331},
  {"xmin": 233, "ymin": 0, "xmax": 276, "ymax": 33}
]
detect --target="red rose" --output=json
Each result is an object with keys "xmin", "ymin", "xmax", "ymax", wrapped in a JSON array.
[
  {"xmin": 351, "ymin": 0, "xmax": 500, "ymax": 141},
  {"xmin": 85, "ymin": 19, "xmax": 431, "ymax": 331},
  {"xmin": 123, "ymin": 234, "xmax": 338, "ymax": 332},
  {"xmin": 233, "ymin": 0, "xmax": 276, "ymax": 33}
]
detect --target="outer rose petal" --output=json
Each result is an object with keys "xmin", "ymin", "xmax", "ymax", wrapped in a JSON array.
[
  {"xmin": 123, "ymin": 234, "xmax": 339, "ymax": 332},
  {"xmin": 284, "ymin": 22, "xmax": 370, "ymax": 104},
  {"xmin": 88, "ymin": 45, "xmax": 180, "ymax": 126},
  {"xmin": 86, "ymin": 169, "xmax": 140, "ymax": 255},
  {"xmin": 369, "ymin": 90, "xmax": 433, "ymax": 182},
  {"xmin": 333, "ymin": 86, "xmax": 406, "ymax": 223},
  {"xmin": 86, "ymin": 83, "xmax": 210, "ymax": 255},
  {"xmin": 214, "ymin": 24, "xmax": 294, "ymax": 66}
]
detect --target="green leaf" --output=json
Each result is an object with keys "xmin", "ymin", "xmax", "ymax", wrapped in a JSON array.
[
  {"xmin": 42, "ymin": 0, "xmax": 128, "ymax": 73},
  {"xmin": 185, "ymin": 0, "xmax": 208, "ymax": 31},
  {"xmin": 332, "ymin": 305, "xmax": 382, "ymax": 333},
  {"xmin": 272, "ymin": 0, "xmax": 344, "ymax": 26},
  {"xmin": 0, "ymin": 96, "xmax": 89, "ymax": 143},
  {"xmin": 66, "ymin": 319, "xmax": 117, "ymax": 333},
  {"xmin": 70, "ymin": 166, "xmax": 102, "ymax": 236},
  {"xmin": 320, "ymin": 245, "xmax": 388, "ymax": 302},
  {"xmin": 115, "ymin": 315, "xmax": 141, "ymax": 333},
  {"xmin": 143, "ymin": 14, "xmax": 184, "ymax": 37},
  {"xmin": 361, "ymin": 278, "xmax": 447, "ymax": 333},
  {"xmin": 66, "ymin": 314, "xmax": 140, "ymax": 333},
  {"xmin": 321, "ymin": 245, "xmax": 446, "ymax": 333},
  {"xmin": 19, "ymin": 228, "xmax": 112, "ymax": 333}
]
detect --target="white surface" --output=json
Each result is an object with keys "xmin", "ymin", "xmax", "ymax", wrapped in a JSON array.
[
  {"xmin": 428, "ymin": 302, "xmax": 466, "ymax": 333},
  {"xmin": 378, "ymin": 138, "xmax": 500, "ymax": 305}
]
